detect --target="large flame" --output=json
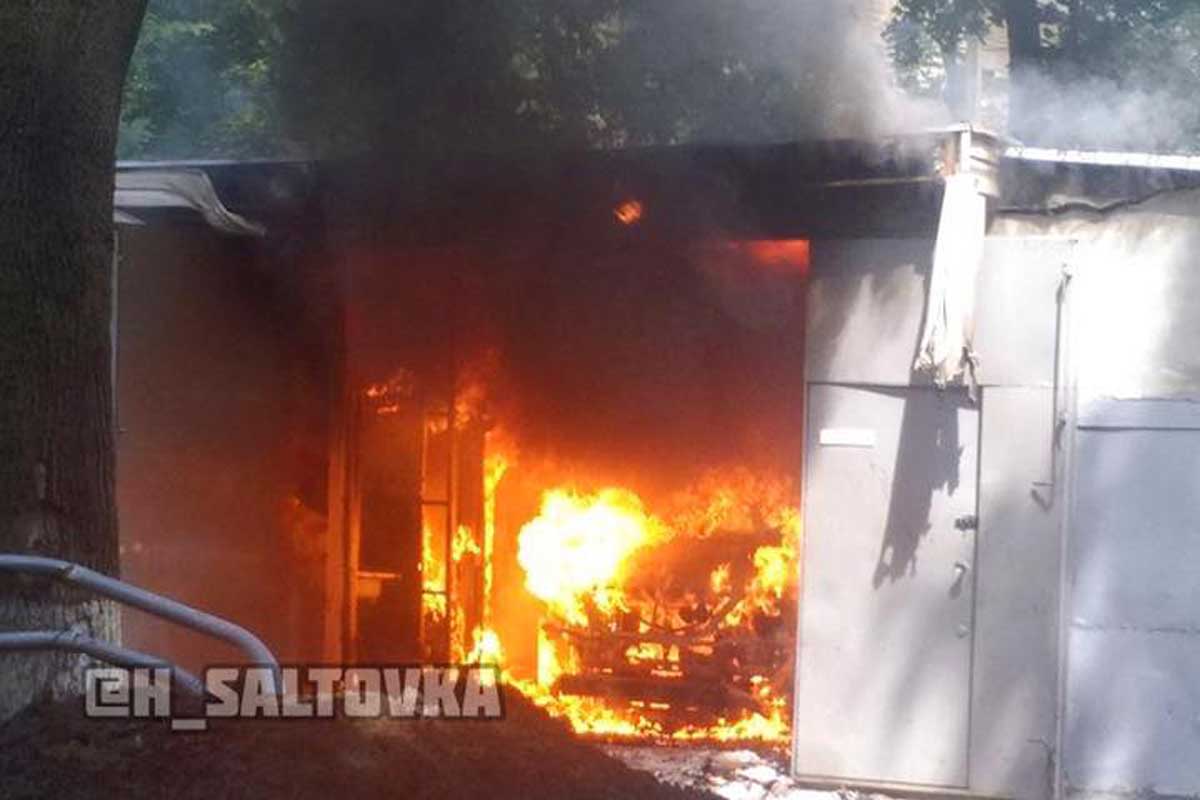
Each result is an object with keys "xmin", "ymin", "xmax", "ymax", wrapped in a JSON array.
[
  {"xmin": 426, "ymin": 408, "xmax": 799, "ymax": 745},
  {"xmin": 505, "ymin": 471, "xmax": 799, "ymax": 746},
  {"xmin": 481, "ymin": 441, "xmax": 510, "ymax": 627},
  {"xmin": 517, "ymin": 488, "xmax": 669, "ymax": 626}
]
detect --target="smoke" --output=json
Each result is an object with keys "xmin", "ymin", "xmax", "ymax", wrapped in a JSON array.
[
  {"xmin": 126, "ymin": 1, "xmax": 1200, "ymax": 159},
  {"xmin": 582, "ymin": 0, "xmax": 947, "ymax": 143},
  {"xmin": 344, "ymin": 237, "xmax": 809, "ymax": 499},
  {"xmin": 306, "ymin": 2, "xmax": 945, "ymax": 495},
  {"xmin": 493, "ymin": 242, "xmax": 808, "ymax": 490},
  {"xmin": 123, "ymin": 0, "xmax": 950, "ymax": 158},
  {"xmin": 1009, "ymin": 52, "xmax": 1200, "ymax": 152},
  {"xmin": 1024, "ymin": 4, "xmax": 1200, "ymax": 152},
  {"xmin": 277, "ymin": 0, "xmax": 946, "ymax": 158},
  {"xmin": 304, "ymin": 1, "xmax": 937, "ymax": 491}
]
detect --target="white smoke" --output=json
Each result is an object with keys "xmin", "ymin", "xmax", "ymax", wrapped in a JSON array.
[{"xmin": 1011, "ymin": 69, "xmax": 1200, "ymax": 152}]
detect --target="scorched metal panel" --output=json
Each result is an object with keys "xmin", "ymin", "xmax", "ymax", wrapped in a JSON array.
[{"xmin": 805, "ymin": 240, "xmax": 935, "ymax": 387}]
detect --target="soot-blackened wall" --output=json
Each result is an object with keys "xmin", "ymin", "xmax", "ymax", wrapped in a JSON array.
[{"xmin": 115, "ymin": 222, "xmax": 331, "ymax": 673}]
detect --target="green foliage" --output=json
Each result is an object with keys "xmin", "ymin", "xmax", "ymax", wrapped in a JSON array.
[
  {"xmin": 120, "ymin": 0, "xmax": 894, "ymax": 160},
  {"xmin": 885, "ymin": 1, "xmax": 995, "ymax": 94},
  {"xmin": 1041, "ymin": 1, "xmax": 1200, "ymax": 80},
  {"xmin": 118, "ymin": 0, "xmax": 290, "ymax": 160}
]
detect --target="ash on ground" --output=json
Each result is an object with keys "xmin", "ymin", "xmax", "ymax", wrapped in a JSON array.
[{"xmin": 605, "ymin": 746, "xmax": 893, "ymax": 800}]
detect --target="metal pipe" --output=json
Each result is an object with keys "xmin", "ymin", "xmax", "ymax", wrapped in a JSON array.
[
  {"xmin": 1005, "ymin": 145, "xmax": 1200, "ymax": 173},
  {"xmin": 0, "ymin": 630, "xmax": 206, "ymax": 698},
  {"xmin": 0, "ymin": 554, "xmax": 280, "ymax": 693}
]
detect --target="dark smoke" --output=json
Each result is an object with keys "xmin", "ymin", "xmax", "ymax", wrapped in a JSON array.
[
  {"xmin": 493, "ymin": 242, "xmax": 808, "ymax": 489},
  {"xmin": 344, "ymin": 237, "xmax": 808, "ymax": 497},
  {"xmin": 277, "ymin": 0, "xmax": 943, "ymax": 159}
]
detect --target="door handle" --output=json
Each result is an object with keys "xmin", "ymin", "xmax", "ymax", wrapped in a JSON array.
[{"xmin": 950, "ymin": 561, "xmax": 971, "ymax": 596}]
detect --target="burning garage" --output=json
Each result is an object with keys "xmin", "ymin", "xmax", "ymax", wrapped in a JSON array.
[{"xmin": 32, "ymin": 126, "xmax": 1200, "ymax": 799}]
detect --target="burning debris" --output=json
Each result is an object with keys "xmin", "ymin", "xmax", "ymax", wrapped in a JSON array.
[
  {"xmin": 492, "ymin": 468, "xmax": 799, "ymax": 744},
  {"xmin": 404, "ymin": 438, "xmax": 802, "ymax": 745},
  {"xmin": 342, "ymin": 234, "xmax": 810, "ymax": 749}
]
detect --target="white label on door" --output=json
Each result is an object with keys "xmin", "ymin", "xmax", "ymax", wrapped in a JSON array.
[{"xmin": 820, "ymin": 428, "xmax": 876, "ymax": 448}]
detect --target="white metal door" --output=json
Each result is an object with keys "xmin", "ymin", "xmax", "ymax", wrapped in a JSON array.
[{"xmin": 793, "ymin": 384, "xmax": 979, "ymax": 789}]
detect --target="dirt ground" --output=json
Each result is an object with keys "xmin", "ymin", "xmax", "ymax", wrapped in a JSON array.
[{"xmin": 0, "ymin": 691, "xmax": 715, "ymax": 800}]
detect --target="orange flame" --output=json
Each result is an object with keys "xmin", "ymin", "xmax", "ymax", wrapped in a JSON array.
[
  {"xmin": 466, "ymin": 626, "xmax": 504, "ymax": 665},
  {"xmin": 452, "ymin": 524, "xmax": 480, "ymax": 562},
  {"xmin": 517, "ymin": 488, "xmax": 669, "ymax": 626},
  {"xmin": 506, "ymin": 470, "xmax": 800, "ymax": 745},
  {"xmin": 481, "ymin": 438, "xmax": 510, "ymax": 626},
  {"xmin": 614, "ymin": 199, "xmax": 644, "ymax": 225}
]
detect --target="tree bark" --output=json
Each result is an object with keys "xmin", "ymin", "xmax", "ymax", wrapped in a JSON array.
[{"xmin": 0, "ymin": 1, "xmax": 146, "ymax": 720}]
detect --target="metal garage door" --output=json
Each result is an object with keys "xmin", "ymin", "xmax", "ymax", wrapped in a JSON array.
[{"xmin": 793, "ymin": 384, "xmax": 979, "ymax": 789}]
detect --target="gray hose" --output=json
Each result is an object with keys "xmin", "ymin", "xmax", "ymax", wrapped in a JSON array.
[{"xmin": 0, "ymin": 630, "xmax": 207, "ymax": 698}]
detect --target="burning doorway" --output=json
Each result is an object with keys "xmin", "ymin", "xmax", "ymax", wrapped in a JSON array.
[{"xmin": 339, "ymin": 233, "xmax": 810, "ymax": 745}]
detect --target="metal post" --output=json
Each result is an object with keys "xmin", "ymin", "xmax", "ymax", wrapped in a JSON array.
[{"xmin": 0, "ymin": 630, "xmax": 206, "ymax": 698}]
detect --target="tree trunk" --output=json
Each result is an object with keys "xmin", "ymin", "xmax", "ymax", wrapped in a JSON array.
[
  {"xmin": 1001, "ymin": 0, "xmax": 1042, "ymax": 141},
  {"xmin": 0, "ymin": 1, "xmax": 146, "ymax": 720}
]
